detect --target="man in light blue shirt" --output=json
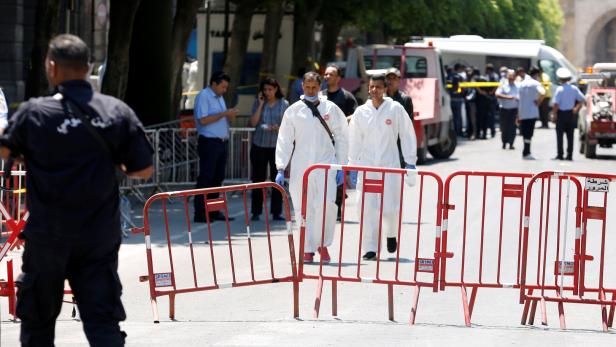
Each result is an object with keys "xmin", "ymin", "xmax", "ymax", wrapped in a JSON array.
[
  {"xmin": 193, "ymin": 71, "xmax": 239, "ymax": 222},
  {"xmin": 551, "ymin": 68, "xmax": 585, "ymax": 160},
  {"xmin": 496, "ymin": 69, "xmax": 519, "ymax": 149},
  {"xmin": 0, "ymin": 87, "xmax": 8, "ymax": 133},
  {"xmin": 517, "ymin": 67, "xmax": 546, "ymax": 160}
]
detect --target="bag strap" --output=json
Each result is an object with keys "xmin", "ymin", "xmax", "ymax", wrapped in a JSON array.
[
  {"xmin": 57, "ymin": 87, "xmax": 115, "ymax": 161},
  {"xmin": 302, "ymin": 99, "xmax": 335, "ymax": 147}
]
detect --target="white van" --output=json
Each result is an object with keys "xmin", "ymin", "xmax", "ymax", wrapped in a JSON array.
[{"xmin": 424, "ymin": 35, "xmax": 578, "ymax": 85}]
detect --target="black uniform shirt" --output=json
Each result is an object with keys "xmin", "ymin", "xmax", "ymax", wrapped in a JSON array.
[
  {"xmin": 389, "ymin": 90, "xmax": 414, "ymax": 119},
  {"xmin": 1, "ymin": 80, "xmax": 153, "ymax": 245},
  {"xmin": 325, "ymin": 88, "xmax": 358, "ymax": 116}
]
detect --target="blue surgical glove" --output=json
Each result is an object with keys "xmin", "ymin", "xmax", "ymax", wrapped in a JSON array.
[
  {"xmin": 349, "ymin": 171, "xmax": 358, "ymax": 188},
  {"xmin": 405, "ymin": 164, "xmax": 416, "ymax": 170},
  {"xmin": 275, "ymin": 170, "xmax": 285, "ymax": 186},
  {"xmin": 336, "ymin": 171, "xmax": 344, "ymax": 186}
]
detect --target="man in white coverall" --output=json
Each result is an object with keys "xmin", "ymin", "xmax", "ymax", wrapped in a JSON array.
[
  {"xmin": 349, "ymin": 74, "xmax": 417, "ymax": 260},
  {"xmin": 275, "ymin": 71, "xmax": 349, "ymax": 263}
]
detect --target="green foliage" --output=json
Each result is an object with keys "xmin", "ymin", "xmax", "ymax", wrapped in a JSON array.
[{"xmin": 321, "ymin": 0, "xmax": 564, "ymax": 46}]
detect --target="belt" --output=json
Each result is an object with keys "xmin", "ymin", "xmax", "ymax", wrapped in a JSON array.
[
  {"xmin": 201, "ymin": 135, "xmax": 228, "ymax": 143},
  {"xmin": 558, "ymin": 109, "xmax": 574, "ymax": 113}
]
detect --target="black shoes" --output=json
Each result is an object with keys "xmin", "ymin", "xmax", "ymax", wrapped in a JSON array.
[
  {"xmin": 552, "ymin": 156, "xmax": 564, "ymax": 160},
  {"xmin": 387, "ymin": 237, "xmax": 397, "ymax": 253},
  {"xmin": 363, "ymin": 251, "xmax": 377, "ymax": 261},
  {"xmin": 565, "ymin": 155, "xmax": 573, "ymax": 161}
]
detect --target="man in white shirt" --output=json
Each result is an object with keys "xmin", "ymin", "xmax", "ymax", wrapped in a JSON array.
[
  {"xmin": 495, "ymin": 69, "xmax": 519, "ymax": 150},
  {"xmin": 275, "ymin": 71, "xmax": 349, "ymax": 264},
  {"xmin": 517, "ymin": 67, "xmax": 545, "ymax": 160},
  {"xmin": 348, "ymin": 74, "xmax": 417, "ymax": 260}
]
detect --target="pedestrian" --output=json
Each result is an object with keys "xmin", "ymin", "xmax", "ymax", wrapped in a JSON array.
[
  {"xmin": 517, "ymin": 67, "xmax": 546, "ymax": 160},
  {"xmin": 495, "ymin": 69, "xmax": 519, "ymax": 149},
  {"xmin": 539, "ymin": 67, "xmax": 552, "ymax": 128},
  {"xmin": 0, "ymin": 86, "xmax": 8, "ymax": 133},
  {"xmin": 385, "ymin": 67, "xmax": 415, "ymax": 164},
  {"xmin": 321, "ymin": 64, "xmax": 358, "ymax": 117},
  {"xmin": 348, "ymin": 74, "xmax": 417, "ymax": 261},
  {"xmin": 275, "ymin": 71, "xmax": 349, "ymax": 264},
  {"xmin": 249, "ymin": 77, "xmax": 288, "ymax": 221},
  {"xmin": 551, "ymin": 67, "xmax": 585, "ymax": 160},
  {"xmin": 464, "ymin": 68, "xmax": 479, "ymax": 140},
  {"xmin": 484, "ymin": 64, "xmax": 500, "ymax": 138},
  {"xmin": 321, "ymin": 64, "xmax": 357, "ymax": 220},
  {"xmin": 475, "ymin": 74, "xmax": 491, "ymax": 139},
  {"xmin": 449, "ymin": 63, "xmax": 466, "ymax": 137},
  {"xmin": 0, "ymin": 34, "xmax": 153, "ymax": 346},
  {"xmin": 288, "ymin": 67, "xmax": 306, "ymax": 104},
  {"xmin": 193, "ymin": 71, "xmax": 239, "ymax": 223}
]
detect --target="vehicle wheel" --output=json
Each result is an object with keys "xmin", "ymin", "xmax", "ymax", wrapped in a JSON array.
[
  {"xmin": 416, "ymin": 146, "xmax": 428, "ymax": 165},
  {"xmin": 584, "ymin": 136, "xmax": 596, "ymax": 158},
  {"xmin": 428, "ymin": 125, "xmax": 457, "ymax": 159}
]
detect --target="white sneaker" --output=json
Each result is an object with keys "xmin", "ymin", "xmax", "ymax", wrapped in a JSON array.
[{"xmin": 523, "ymin": 154, "xmax": 536, "ymax": 160}]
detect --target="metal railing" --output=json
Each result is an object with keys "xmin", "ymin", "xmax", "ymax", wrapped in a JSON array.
[{"xmin": 119, "ymin": 127, "xmax": 255, "ymax": 202}]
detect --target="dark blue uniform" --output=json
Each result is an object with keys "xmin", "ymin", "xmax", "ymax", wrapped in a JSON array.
[{"xmin": 1, "ymin": 80, "xmax": 153, "ymax": 346}]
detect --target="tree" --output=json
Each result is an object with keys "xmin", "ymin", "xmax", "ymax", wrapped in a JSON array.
[
  {"xmin": 102, "ymin": 0, "xmax": 142, "ymax": 100},
  {"xmin": 222, "ymin": 0, "xmax": 261, "ymax": 106},
  {"xmin": 289, "ymin": 0, "xmax": 323, "ymax": 88},
  {"xmin": 169, "ymin": 0, "xmax": 203, "ymax": 117},
  {"xmin": 260, "ymin": 0, "xmax": 286, "ymax": 76},
  {"xmin": 25, "ymin": 0, "xmax": 60, "ymax": 98}
]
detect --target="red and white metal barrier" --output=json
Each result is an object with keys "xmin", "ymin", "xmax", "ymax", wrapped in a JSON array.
[
  {"xmin": 134, "ymin": 182, "xmax": 298, "ymax": 322},
  {"xmin": 297, "ymin": 164, "xmax": 443, "ymax": 323},
  {"xmin": 520, "ymin": 171, "xmax": 616, "ymax": 331},
  {"xmin": 439, "ymin": 171, "xmax": 534, "ymax": 326}
]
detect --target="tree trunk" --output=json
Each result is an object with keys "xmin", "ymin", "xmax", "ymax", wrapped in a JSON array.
[
  {"xmin": 260, "ymin": 0, "xmax": 285, "ymax": 76},
  {"xmin": 25, "ymin": 0, "xmax": 60, "ymax": 98},
  {"xmin": 290, "ymin": 0, "xmax": 323, "ymax": 89},
  {"xmin": 124, "ymin": 0, "xmax": 173, "ymax": 125},
  {"xmin": 222, "ymin": 0, "xmax": 260, "ymax": 107},
  {"xmin": 102, "ymin": 0, "xmax": 142, "ymax": 100},
  {"xmin": 169, "ymin": 0, "xmax": 202, "ymax": 117},
  {"xmin": 319, "ymin": 20, "xmax": 342, "ymax": 68}
]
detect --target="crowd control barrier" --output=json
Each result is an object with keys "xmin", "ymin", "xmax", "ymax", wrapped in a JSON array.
[
  {"xmin": 439, "ymin": 171, "xmax": 534, "ymax": 326},
  {"xmin": 297, "ymin": 164, "xmax": 443, "ymax": 324},
  {"xmin": 134, "ymin": 182, "xmax": 298, "ymax": 322},
  {"xmin": 520, "ymin": 171, "xmax": 616, "ymax": 331}
]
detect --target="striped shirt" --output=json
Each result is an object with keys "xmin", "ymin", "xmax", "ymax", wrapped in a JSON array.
[{"xmin": 252, "ymin": 98, "xmax": 288, "ymax": 148}]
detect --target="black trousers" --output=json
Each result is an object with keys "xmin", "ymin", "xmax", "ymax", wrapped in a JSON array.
[
  {"xmin": 519, "ymin": 118, "xmax": 536, "ymax": 156},
  {"xmin": 250, "ymin": 144, "xmax": 282, "ymax": 216},
  {"xmin": 464, "ymin": 100, "xmax": 475, "ymax": 137},
  {"xmin": 556, "ymin": 110, "xmax": 576, "ymax": 158},
  {"xmin": 475, "ymin": 99, "xmax": 490, "ymax": 138},
  {"xmin": 194, "ymin": 136, "xmax": 228, "ymax": 219},
  {"xmin": 539, "ymin": 98, "xmax": 551, "ymax": 127},
  {"xmin": 499, "ymin": 108, "xmax": 517, "ymax": 146},
  {"xmin": 17, "ymin": 238, "xmax": 126, "ymax": 346}
]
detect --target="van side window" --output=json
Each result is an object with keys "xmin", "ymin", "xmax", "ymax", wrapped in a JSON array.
[
  {"xmin": 539, "ymin": 59, "xmax": 559, "ymax": 84},
  {"xmin": 405, "ymin": 56, "xmax": 428, "ymax": 78},
  {"xmin": 363, "ymin": 55, "xmax": 401, "ymax": 70}
]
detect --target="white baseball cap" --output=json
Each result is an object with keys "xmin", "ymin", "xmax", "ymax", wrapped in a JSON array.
[{"xmin": 556, "ymin": 67, "xmax": 572, "ymax": 80}]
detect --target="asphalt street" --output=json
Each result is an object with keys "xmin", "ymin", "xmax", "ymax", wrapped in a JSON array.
[{"xmin": 2, "ymin": 125, "xmax": 616, "ymax": 346}]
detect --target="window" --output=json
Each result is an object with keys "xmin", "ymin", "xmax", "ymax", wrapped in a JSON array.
[
  {"xmin": 363, "ymin": 55, "xmax": 400, "ymax": 71},
  {"xmin": 539, "ymin": 59, "xmax": 558, "ymax": 83},
  {"xmin": 405, "ymin": 56, "xmax": 428, "ymax": 78}
]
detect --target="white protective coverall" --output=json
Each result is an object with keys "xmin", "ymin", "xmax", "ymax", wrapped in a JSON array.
[
  {"xmin": 349, "ymin": 97, "xmax": 417, "ymax": 253},
  {"xmin": 275, "ymin": 95, "xmax": 349, "ymax": 253}
]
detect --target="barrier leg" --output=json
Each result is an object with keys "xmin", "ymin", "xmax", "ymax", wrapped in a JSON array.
[
  {"xmin": 169, "ymin": 293, "xmax": 176, "ymax": 320},
  {"xmin": 461, "ymin": 286, "xmax": 472, "ymax": 327},
  {"xmin": 521, "ymin": 289, "xmax": 533, "ymax": 325},
  {"xmin": 332, "ymin": 280, "xmax": 337, "ymax": 317},
  {"xmin": 313, "ymin": 277, "xmax": 324, "ymax": 319},
  {"xmin": 608, "ymin": 292, "xmax": 615, "ymax": 328},
  {"xmin": 7, "ymin": 259, "xmax": 16, "ymax": 320},
  {"xmin": 529, "ymin": 300, "xmax": 538, "ymax": 325},
  {"xmin": 409, "ymin": 285, "xmax": 420, "ymax": 325},
  {"xmin": 540, "ymin": 297, "xmax": 548, "ymax": 326},
  {"xmin": 468, "ymin": 287, "xmax": 478, "ymax": 318},
  {"xmin": 388, "ymin": 284, "xmax": 394, "ymax": 321},
  {"xmin": 601, "ymin": 291, "xmax": 608, "ymax": 332},
  {"xmin": 151, "ymin": 297, "xmax": 160, "ymax": 323},
  {"xmin": 293, "ymin": 280, "xmax": 299, "ymax": 319},
  {"xmin": 558, "ymin": 301, "xmax": 566, "ymax": 330}
]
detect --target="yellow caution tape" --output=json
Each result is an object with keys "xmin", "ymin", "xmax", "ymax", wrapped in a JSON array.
[{"xmin": 446, "ymin": 81, "xmax": 553, "ymax": 90}]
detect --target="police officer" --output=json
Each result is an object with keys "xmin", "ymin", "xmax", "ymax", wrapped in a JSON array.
[
  {"xmin": 0, "ymin": 34, "xmax": 153, "ymax": 346},
  {"xmin": 551, "ymin": 67, "xmax": 585, "ymax": 160}
]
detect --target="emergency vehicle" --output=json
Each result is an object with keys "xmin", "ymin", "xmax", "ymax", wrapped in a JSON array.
[
  {"xmin": 578, "ymin": 63, "xmax": 616, "ymax": 158},
  {"xmin": 336, "ymin": 43, "xmax": 456, "ymax": 163}
]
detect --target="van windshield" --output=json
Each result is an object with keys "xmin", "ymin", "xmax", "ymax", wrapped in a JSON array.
[{"xmin": 363, "ymin": 55, "xmax": 428, "ymax": 78}]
